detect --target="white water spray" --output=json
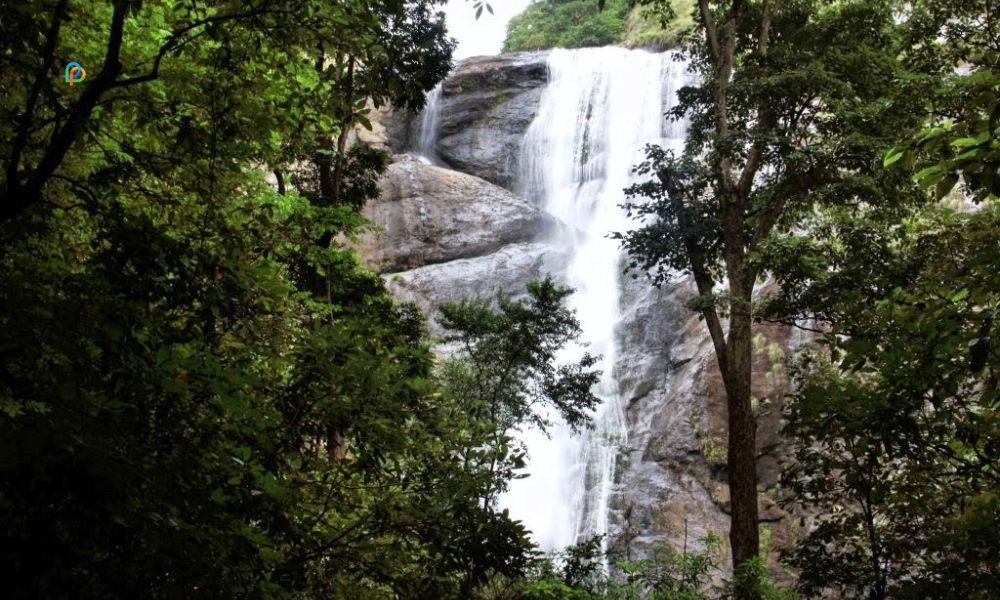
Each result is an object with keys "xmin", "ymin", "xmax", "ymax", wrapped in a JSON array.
[
  {"xmin": 412, "ymin": 46, "xmax": 690, "ymax": 552},
  {"xmin": 416, "ymin": 83, "xmax": 443, "ymax": 162},
  {"xmin": 502, "ymin": 47, "xmax": 689, "ymax": 552}
]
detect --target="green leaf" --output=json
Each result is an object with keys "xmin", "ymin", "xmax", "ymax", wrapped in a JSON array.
[
  {"xmin": 950, "ymin": 137, "xmax": 981, "ymax": 148},
  {"xmin": 935, "ymin": 174, "xmax": 959, "ymax": 199},
  {"xmin": 883, "ymin": 148, "xmax": 905, "ymax": 167},
  {"xmin": 914, "ymin": 165, "xmax": 945, "ymax": 184}
]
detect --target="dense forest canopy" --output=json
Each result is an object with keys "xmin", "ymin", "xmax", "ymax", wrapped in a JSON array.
[
  {"xmin": 0, "ymin": 0, "xmax": 578, "ymax": 596},
  {"xmin": 615, "ymin": 0, "xmax": 999, "ymax": 596},
  {"xmin": 502, "ymin": 0, "xmax": 694, "ymax": 52},
  {"xmin": 1, "ymin": 0, "xmax": 998, "ymax": 599}
]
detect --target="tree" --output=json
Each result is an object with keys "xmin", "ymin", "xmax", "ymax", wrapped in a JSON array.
[
  {"xmin": 0, "ymin": 1, "xmax": 548, "ymax": 597},
  {"xmin": 615, "ymin": 0, "xmax": 932, "ymax": 578},
  {"xmin": 488, "ymin": 531, "xmax": 795, "ymax": 599},
  {"xmin": 778, "ymin": 4, "xmax": 999, "ymax": 596},
  {"xmin": 286, "ymin": 0, "xmax": 454, "ymax": 208},
  {"xmin": 502, "ymin": 0, "xmax": 630, "ymax": 53},
  {"xmin": 0, "ymin": 168, "xmax": 518, "ymax": 597},
  {"xmin": 782, "ymin": 206, "xmax": 1000, "ymax": 599},
  {"xmin": 0, "ymin": 0, "xmax": 454, "ymax": 224},
  {"xmin": 437, "ymin": 279, "xmax": 602, "ymax": 511},
  {"xmin": 886, "ymin": 0, "xmax": 1000, "ymax": 203}
]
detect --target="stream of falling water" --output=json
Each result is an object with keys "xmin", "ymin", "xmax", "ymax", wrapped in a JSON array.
[
  {"xmin": 416, "ymin": 83, "xmax": 443, "ymax": 160},
  {"xmin": 414, "ymin": 47, "xmax": 689, "ymax": 553},
  {"xmin": 501, "ymin": 47, "xmax": 688, "ymax": 552}
]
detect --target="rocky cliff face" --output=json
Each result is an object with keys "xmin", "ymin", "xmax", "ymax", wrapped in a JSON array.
[
  {"xmin": 385, "ymin": 242, "xmax": 569, "ymax": 334},
  {"xmin": 357, "ymin": 51, "xmax": 796, "ymax": 565},
  {"xmin": 354, "ymin": 51, "xmax": 565, "ymax": 333},
  {"xmin": 356, "ymin": 154, "xmax": 556, "ymax": 273},
  {"xmin": 613, "ymin": 275, "xmax": 796, "ymax": 571},
  {"xmin": 435, "ymin": 52, "xmax": 549, "ymax": 188}
]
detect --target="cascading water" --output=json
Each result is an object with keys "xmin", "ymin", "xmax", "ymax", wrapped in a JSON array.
[
  {"xmin": 410, "ymin": 45, "xmax": 690, "ymax": 552},
  {"xmin": 501, "ymin": 47, "xmax": 690, "ymax": 552},
  {"xmin": 415, "ymin": 83, "xmax": 443, "ymax": 162}
]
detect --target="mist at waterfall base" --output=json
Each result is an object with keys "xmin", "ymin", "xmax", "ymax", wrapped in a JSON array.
[{"xmin": 417, "ymin": 47, "xmax": 690, "ymax": 553}]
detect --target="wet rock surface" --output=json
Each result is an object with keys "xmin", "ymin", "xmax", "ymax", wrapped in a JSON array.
[
  {"xmin": 612, "ymin": 274, "xmax": 797, "ymax": 568},
  {"xmin": 356, "ymin": 154, "xmax": 556, "ymax": 273},
  {"xmin": 384, "ymin": 242, "xmax": 569, "ymax": 334},
  {"xmin": 435, "ymin": 52, "xmax": 550, "ymax": 187},
  {"xmin": 610, "ymin": 274, "xmax": 728, "ymax": 553},
  {"xmin": 347, "ymin": 101, "xmax": 411, "ymax": 151},
  {"xmin": 355, "ymin": 49, "xmax": 799, "ymax": 568}
]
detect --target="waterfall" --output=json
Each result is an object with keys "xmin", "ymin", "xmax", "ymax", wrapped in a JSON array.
[
  {"xmin": 415, "ymin": 83, "xmax": 443, "ymax": 162},
  {"xmin": 501, "ymin": 47, "xmax": 689, "ymax": 552}
]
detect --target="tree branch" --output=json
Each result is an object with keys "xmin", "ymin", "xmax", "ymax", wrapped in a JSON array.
[
  {"xmin": 749, "ymin": 167, "xmax": 836, "ymax": 253},
  {"xmin": 658, "ymin": 166, "xmax": 728, "ymax": 367},
  {"xmin": 737, "ymin": 0, "xmax": 779, "ymax": 200},
  {"xmin": 5, "ymin": 0, "xmax": 129, "ymax": 222},
  {"xmin": 713, "ymin": 0, "xmax": 744, "ymax": 206},
  {"xmin": 5, "ymin": 0, "xmax": 68, "ymax": 196},
  {"xmin": 108, "ymin": 5, "xmax": 269, "ymax": 90},
  {"xmin": 698, "ymin": 0, "xmax": 722, "ymax": 63},
  {"xmin": 331, "ymin": 55, "xmax": 356, "ymax": 205},
  {"xmin": 0, "ymin": 2, "xmax": 273, "ymax": 223}
]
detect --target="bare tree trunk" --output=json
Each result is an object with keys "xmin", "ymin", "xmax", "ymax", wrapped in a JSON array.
[{"xmin": 723, "ymin": 301, "xmax": 760, "ymax": 569}]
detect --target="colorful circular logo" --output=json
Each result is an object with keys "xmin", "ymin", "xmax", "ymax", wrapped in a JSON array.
[{"xmin": 64, "ymin": 62, "xmax": 86, "ymax": 86}]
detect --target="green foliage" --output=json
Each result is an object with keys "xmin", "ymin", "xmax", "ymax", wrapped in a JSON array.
[
  {"xmin": 501, "ymin": 533, "xmax": 793, "ymax": 600},
  {"xmin": 614, "ymin": 0, "xmax": 942, "ymax": 575},
  {"xmin": 0, "ymin": 168, "xmax": 517, "ymax": 597},
  {"xmin": 624, "ymin": 1, "xmax": 694, "ymax": 49},
  {"xmin": 439, "ymin": 279, "xmax": 603, "ymax": 436},
  {"xmin": 4, "ymin": 0, "xmax": 999, "ymax": 598},
  {"xmin": 613, "ymin": 533, "xmax": 722, "ymax": 599},
  {"xmin": 501, "ymin": 0, "xmax": 691, "ymax": 53},
  {"xmin": 782, "ymin": 206, "xmax": 1000, "ymax": 599},
  {"xmin": 0, "ymin": 1, "xmax": 550, "ymax": 598},
  {"xmin": 721, "ymin": 557, "xmax": 796, "ymax": 600},
  {"xmin": 518, "ymin": 536, "xmax": 607, "ymax": 599},
  {"xmin": 0, "ymin": 0, "xmax": 454, "ymax": 219},
  {"xmin": 885, "ymin": 0, "xmax": 1000, "ymax": 202},
  {"xmin": 617, "ymin": 1, "xmax": 932, "ymax": 290},
  {"xmin": 436, "ymin": 280, "xmax": 602, "ymax": 508},
  {"xmin": 503, "ymin": 0, "xmax": 630, "ymax": 53},
  {"xmin": 738, "ymin": 4, "xmax": 1000, "ymax": 598}
]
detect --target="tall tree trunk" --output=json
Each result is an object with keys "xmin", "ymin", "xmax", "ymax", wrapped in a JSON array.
[
  {"xmin": 316, "ymin": 136, "xmax": 335, "ymax": 202},
  {"xmin": 721, "ymin": 173, "xmax": 760, "ymax": 572},
  {"xmin": 660, "ymin": 163, "xmax": 762, "ymax": 571},
  {"xmin": 723, "ymin": 303, "xmax": 760, "ymax": 570},
  {"xmin": 311, "ymin": 47, "xmax": 354, "ymax": 461}
]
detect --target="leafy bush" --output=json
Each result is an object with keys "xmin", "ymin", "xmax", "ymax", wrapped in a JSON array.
[
  {"xmin": 493, "ymin": 532, "xmax": 794, "ymax": 600},
  {"xmin": 624, "ymin": 0, "xmax": 695, "ymax": 49}
]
